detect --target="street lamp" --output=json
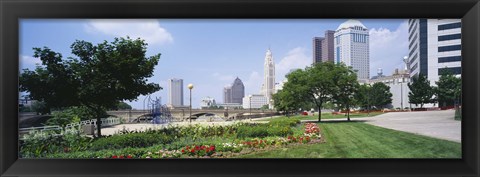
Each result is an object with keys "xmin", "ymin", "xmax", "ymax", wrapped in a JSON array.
[
  {"xmin": 188, "ymin": 83, "xmax": 194, "ymax": 123},
  {"xmin": 401, "ymin": 56, "xmax": 409, "ymax": 111}
]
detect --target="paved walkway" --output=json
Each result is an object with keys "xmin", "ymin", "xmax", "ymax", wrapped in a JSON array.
[{"xmin": 322, "ymin": 110, "xmax": 461, "ymax": 143}]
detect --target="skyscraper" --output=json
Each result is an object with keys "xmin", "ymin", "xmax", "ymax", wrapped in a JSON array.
[
  {"xmin": 223, "ymin": 86, "xmax": 232, "ymax": 104},
  {"xmin": 168, "ymin": 78, "xmax": 183, "ymax": 106},
  {"xmin": 231, "ymin": 77, "xmax": 245, "ymax": 104},
  {"xmin": 321, "ymin": 30, "xmax": 335, "ymax": 62},
  {"xmin": 407, "ymin": 19, "xmax": 461, "ymax": 85},
  {"xmin": 262, "ymin": 48, "xmax": 275, "ymax": 106},
  {"xmin": 313, "ymin": 30, "xmax": 335, "ymax": 64},
  {"xmin": 334, "ymin": 19, "xmax": 370, "ymax": 80},
  {"xmin": 223, "ymin": 77, "xmax": 245, "ymax": 104},
  {"xmin": 312, "ymin": 37, "xmax": 324, "ymax": 64}
]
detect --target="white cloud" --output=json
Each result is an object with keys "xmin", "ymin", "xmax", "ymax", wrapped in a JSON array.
[
  {"xmin": 19, "ymin": 55, "xmax": 41, "ymax": 66},
  {"xmin": 243, "ymin": 71, "xmax": 263, "ymax": 95},
  {"xmin": 85, "ymin": 19, "xmax": 173, "ymax": 45},
  {"xmin": 212, "ymin": 72, "xmax": 235, "ymax": 82},
  {"xmin": 369, "ymin": 21, "xmax": 409, "ymax": 76},
  {"xmin": 275, "ymin": 47, "xmax": 310, "ymax": 81}
]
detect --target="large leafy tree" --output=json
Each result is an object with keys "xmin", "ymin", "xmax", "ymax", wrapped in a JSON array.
[
  {"xmin": 273, "ymin": 62, "xmax": 359, "ymax": 122},
  {"xmin": 303, "ymin": 62, "xmax": 337, "ymax": 122},
  {"xmin": 370, "ymin": 82, "xmax": 393, "ymax": 109},
  {"xmin": 331, "ymin": 65, "xmax": 359, "ymax": 121},
  {"xmin": 435, "ymin": 69, "xmax": 461, "ymax": 107},
  {"xmin": 355, "ymin": 84, "xmax": 373, "ymax": 114},
  {"xmin": 408, "ymin": 74, "xmax": 435, "ymax": 108},
  {"xmin": 273, "ymin": 69, "xmax": 310, "ymax": 117},
  {"xmin": 20, "ymin": 37, "xmax": 161, "ymax": 137}
]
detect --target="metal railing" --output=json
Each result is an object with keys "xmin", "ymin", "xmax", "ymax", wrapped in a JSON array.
[{"xmin": 19, "ymin": 117, "xmax": 121, "ymax": 139}]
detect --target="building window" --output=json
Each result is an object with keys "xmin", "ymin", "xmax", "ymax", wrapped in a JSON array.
[
  {"xmin": 438, "ymin": 45, "xmax": 462, "ymax": 52},
  {"xmin": 438, "ymin": 33, "xmax": 461, "ymax": 41},
  {"xmin": 438, "ymin": 56, "xmax": 462, "ymax": 63},
  {"xmin": 411, "ymin": 63, "xmax": 418, "ymax": 72},
  {"xmin": 409, "ymin": 44, "xmax": 418, "ymax": 57},
  {"xmin": 438, "ymin": 67, "xmax": 461, "ymax": 75},
  {"xmin": 438, "ymin": 22, "xmax": 462, "ymax": 30},
  {"xmin": 409, "ymin": 34, "xmax": 418, "ymax": 48}
]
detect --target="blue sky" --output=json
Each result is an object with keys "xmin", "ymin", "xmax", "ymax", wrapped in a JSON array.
[{"xmin": 20, "ymin": 19, "xmax": 409, "ymax": 109}]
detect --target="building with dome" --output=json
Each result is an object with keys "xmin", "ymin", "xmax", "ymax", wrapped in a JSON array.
[{"xmin": 334, "ymin": 19, "xmax": 370, "ymax": 81}]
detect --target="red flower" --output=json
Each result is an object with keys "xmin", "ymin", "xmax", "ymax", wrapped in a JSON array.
[
  {"xmin": 127, "ymin": 155, "xmax": 133, "ymax": 159},
  {"xmin": 209, "ymin": 146, "xmax": 215, "ymax": 151},
  {"xmin": 112, "ymin": 155, "xmax": 118, "ymax": 159},
  {"xmin": 190, "ymin": 149, "xmax": 195, "ymax": 153},
  {"xmin": 195, "ymin": 146, "xmax": 200, "ymax": 150},
  {"xmin": 182, "ymin": 149, "xmax": 185, "ymax": 153}
]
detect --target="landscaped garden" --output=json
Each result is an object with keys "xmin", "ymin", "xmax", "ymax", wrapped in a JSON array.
[
  {"xmin": 239, "ymin": 121, "xmax": 461, "ymax": 158},
  {"xmin": 20, "ymin": 115, "xmax": 461, "ymax": 158},
  {"xmin": 20, "ymin": 117, "xmax": 322, "ymax": 158}
]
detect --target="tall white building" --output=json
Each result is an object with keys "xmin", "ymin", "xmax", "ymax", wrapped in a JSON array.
[
  {"xmin": 261, "ymin": 48, "xmax": 276, "ymax": 106},
  {"xmin": 407, "ymin": 19, "xmax": 461, "ymax": 85},
  {"xmin": 243, "ymin": 94, "xmax": 269, "ymax": 109},
  {"xmin": 334, "ymin": 19, "xmax": 370, "ymax": 81},
  {"xmin": 168, "ymin": 78, "xmax": 183, "ymax": 107}
]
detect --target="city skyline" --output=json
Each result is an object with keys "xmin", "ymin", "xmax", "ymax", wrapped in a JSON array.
[{"xmin": 20, "ymin": 19, "xmax": 409, "ymax": 109}]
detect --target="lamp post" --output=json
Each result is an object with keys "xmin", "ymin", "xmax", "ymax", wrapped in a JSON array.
[
  {"xmin": 402, "ymin": 56, "xmax": 409, "ymax": 111},
  {"xmin": 188, "ymin": 83, "xmax": 194, "ymax": 123}
]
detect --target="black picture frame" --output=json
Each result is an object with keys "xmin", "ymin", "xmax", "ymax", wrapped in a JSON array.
[{"xmin": 1, "ymin": 0, "xmax": 479, "ymax": 176}]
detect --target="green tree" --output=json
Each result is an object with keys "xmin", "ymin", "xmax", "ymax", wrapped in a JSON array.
[
  {"xmin": 273, "ymin": 62, "xmax": 358, "ymax": 122},
  {"xmin": 331, "ymin": 65, "xmax": 359, "ymax": 121},
  {"xmin": 113, "ymin": 102, "xmax": 133, "ymax": 110},
  {"xmin": 272, "ymin": 87, "xmax": 304, "ymax": 117},
  {"xmin": 408, "ymin": 74, "xmax": 435, "ymax": 108},
  {"xmin": 370, "ymin": 82, "xmax": 393, "ymax": 109},
  {"xmin": 435, "ymin": 69, "xmax": 461, "ymax": 107},
  {"xmin": 355, "ymin": 84, "xmax": 373, "ymax": 114},
  {"xmin": 304, "ymin": 62, "xmax": 338, "ymax": 122},
  {"xmin": 260, "ymin": 104, "xmax": 269, "ymax": 110},
  {"xmin": 20, "ymin": 37, "xmax": 161, "ymax": 137},
  {"xmin": 30, "ymin": 101, "xmax": 50, "ymax": 115}
]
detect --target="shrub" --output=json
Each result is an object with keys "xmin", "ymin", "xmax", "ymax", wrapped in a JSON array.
[
  {"xmin": 20, "ymin": 129, "xmax": 93, "ymax": 158},
  {"xmin": 268, "ymin": 118, "xmax": 300, "ymax": 127},
  {"xmin": 90, "ymin": 133, "xmax": 173, "ymax": 150},
  {"xmin": 236, "ymin": 124, "xmax": 269, "ymax": 138},
  {"xmin": 266, "ymin": 125, "xmax": 293, "ymax": 137},
  {"xmin": 46, "ymin": 106, "xmax": 100, "ymax": 127}
]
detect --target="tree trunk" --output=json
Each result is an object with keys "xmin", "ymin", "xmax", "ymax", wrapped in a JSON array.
[
  {"xmin": 318, "ymin": 106, "xmax": 321, "ymax": 122},
  {"xmin": 96, "ymin": 117, "xmax": 102, "ymax": 138},
  {"xmin": 347, "ymin": 104, "xmax": 350, "ymax": 121}
]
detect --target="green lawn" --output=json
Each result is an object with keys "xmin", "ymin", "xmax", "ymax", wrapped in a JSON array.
[
  {"xmin": 237, "ymin": 122, "xmax": 461, "ymax": 158},
  {"xmin": 259, "ymin": 112, "xmax": 384, "ymax": 121}
]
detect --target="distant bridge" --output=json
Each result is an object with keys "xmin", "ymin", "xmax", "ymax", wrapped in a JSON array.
[{"xmin": 107, "ymin": 109, "xmax": 276, "ymax": 122}]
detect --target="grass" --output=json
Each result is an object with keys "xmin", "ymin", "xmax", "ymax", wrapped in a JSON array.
[
  {"xmin": 237, "ymin": 121, "xmax": 461, "ymax": 158},
  {"xmin": 258, "ymin": 112, "xmax": 384, "ymax": 121}
]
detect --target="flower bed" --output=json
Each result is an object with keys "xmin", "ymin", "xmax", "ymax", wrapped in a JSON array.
[
  {"xmin": 181, "ymin": 145, "xmax": 216, "ymax": 157},
  {"xmin": 39, "ymin": 120, "xmax": 324, "ymax": 159}
]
